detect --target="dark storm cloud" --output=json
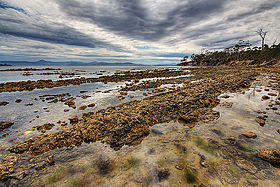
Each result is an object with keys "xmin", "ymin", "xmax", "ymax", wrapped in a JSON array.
[
  {"xmin": 0, "ymin": 21, "xmax": 118, "ymax": 49},
  {"xmin": 56, "ymin": 0, "xmax": 229, "ymax": 41}
]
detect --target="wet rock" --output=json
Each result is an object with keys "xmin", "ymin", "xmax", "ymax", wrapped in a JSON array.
[
  {"xmin": 88, "ymin": 103, "xmax": 95, "ymax": 107},
  {"xmin": 81, "ymin": 95, "xmax": 91, "ymax": 99},
  {"xmin": 220, "ymin": 102, "xmax": 233, "ymax": 108},
  {"xmin": 117, "ymin": 96, "xmax": 125, "ymax": 101},
  {"xmin": 78, "ymin": 105, "xmax": 87, "ymax": 110},
  {"xmin": 241, "ymin": 132, "xmax": 257, "ymax": 139},
  {"xmin": 65, "ymin": 99, "xmax": 76, "ymax": 109},
  {"xmin": 256, "ymin": 118, "xmax": 265, "ymax": 126},
  {"xmin": 69, "ymin": 116, "xmax": 79, "ymax": 124},
  {"xmin": 120, "ymin": 91, "xmax": 128, "ymax": 95},
  {"xmin": 0, "ymin": 121, "xmax": 14, "ymax": 131},
  {"xmin": 15, "ymin": 99, "xmax": 22, "ymax": 103},
  {"xmin": 35, "ymin": 123, "xmax": 55, "ymax": 133},
  {"xmin": 0, "ymin": 101, "xmax": 9, "ymax": 106},
  {"xmin": 258, "ymin": 149, "xmax": 280, "ymax": 164},
  {"xmin": 220, "ymin": 95, "xmax": 230, "ymax": 99},
  {"xmin": 254, "ymin": 110, "xmax": 266, "ymax": 114},
  {"xmin": 268, "ymin": 93, "xmax": 277, "ymax": 96},
  {"xmin": 262, "ymin": 95, "xmax": 270, "ymax": 100}
]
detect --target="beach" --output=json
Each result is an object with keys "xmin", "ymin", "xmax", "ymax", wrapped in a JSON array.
[{"xmin": 0, "ymin": 65, "xmax": 280, "ymax": 186}]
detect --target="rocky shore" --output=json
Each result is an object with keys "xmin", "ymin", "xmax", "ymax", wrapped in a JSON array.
[
  {"xmin": 0, "ymin": 68, "xmax": 189, "ymax": 93},
  {"xmin": 1, "ymin": 66, "xmax": 280, "ymax": 186}
]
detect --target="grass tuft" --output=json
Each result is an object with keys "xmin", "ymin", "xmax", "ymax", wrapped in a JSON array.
[
  {"xmin": 184, "ymin": 168, "xmax": 198, "ymax": 184},
  {"xmin": 46, "ymin": 167, "xmax": 69, "ymax": 184},
  {"xmin": 127, "ymin": 157, "xmax": 140, "ymax": 169}
]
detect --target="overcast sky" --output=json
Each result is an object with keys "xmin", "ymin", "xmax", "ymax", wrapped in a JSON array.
[{"xmin": 0, "ymin": 0, "xmax": 279, "ymax": 64}]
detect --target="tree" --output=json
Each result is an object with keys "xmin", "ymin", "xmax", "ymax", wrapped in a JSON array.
[{"xmin": 256, "ymin": 27, "xmax": 268, "ymax": 50}]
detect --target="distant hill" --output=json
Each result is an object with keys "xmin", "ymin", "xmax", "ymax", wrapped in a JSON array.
[{"xmin": 0, "ymin": 60, "xmax": 145, "ymax": 66}]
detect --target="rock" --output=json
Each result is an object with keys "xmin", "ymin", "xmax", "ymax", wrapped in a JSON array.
[
  {"xmin": 264, "ymin": 88, "xmax": 269, "ymax": 91},
  {"xmin": 275, "ymin": 111, "xmax": 280, "ymax": 115},
  {"xmin": 220, "ymin": 95, "xmax": 230, "ymax": 99},
  {"xmin": 175, "ymin": 165, "xmax": 184, "ymax": 170},
  {"xmin": 79, "ymin": 105, "xmax": 87, "ymax": 110},
  {"xmin": 220, "ymin": 102, "xmax": 233, "ymax": 108},
  {"xmin": 64, "ymin": 109, "xmax": 70, "ymax": 112},
  {"xmin": 277, "ymin": 129, "xmax": 280, "ymax": 134},
  {"xmin": 254, "ymin": 110, "xmax": 266, "ymax": 114},
  {"xmin": 179, "ymin": 115, "xmax": 198, "ymax": 124},
  {"xmin": 88, "ymin": 103, "xmax": 95, "ymax": 107},
  {"xmin": 61, "ymin": 122, "xmax": 67, "ymax": 127},
  {"xmin": 184, "ymin": 79, "xmax": 191, "ymax": 84},
  {"xmin": 0, "ymin": 101, "xmax": 9, "ymax": 106},
  {"xmin": 117, "ymin": 96, "xmax": 125, "ymax": 101},
  {"xmin": 236, "ymin": 159, "xmax": 257, "ymax": 174},
  {"xmin": 65, "ymin": 99, "xmax": 76, "ymax": 108},
  {"xmin": 256, "ymin": 89, "xmax": 262, "ymax": 92},
  {"xmin": 24, "ymin": 103, "xmax": 33, "ymax": 106},
  {"xmin": 120, "ymin": 91, "xmax": 128, "ymax": 95},
  {"xmin": 262, "ymin": 95, "xmax": 270, "ymax": 100},
  {"xmin": 81, "ymin": 95, "xmax": 91, "ymax": 99},
  {"xmin": 15, "ymin": 99, "xmax": 22, "ymax": 103},
  {"xmin": 0, "ymin": 121, "xmax": 14, "ymax": 131},
  {"xmin": 268, "ymin": 93, "xmax": 277, "ymax": 96},
  {"xmin": 36, "ymin": 123, "xmax": 55, "ymax": 133},
  {"xmin": 69, "ymin": 116, "xmax": 79, "ymax": 124},
  {"xmin": 0, "ymin": 156, "xmax": 18, "ymax": 181},
  {"xmin": 33, "ymin": 110, "xmax": 38, "ymax": 113},
  {"xmin": 228, "ymin": 137, "xmax": 237, "ymax": 144},
  {"xmin": 199, "ymin": 155, "xmax": 208, "ymax": 167},
  {"xmin": 2, "ymin": 133, "xmax": 9, "ymax": 137},
  {"xmin": 258, "ymin": 149, "xmax": 280, "ymax": 164},
  {"xmin": 256, "ymin": 118, "xmax": 265, "ymax": 126},
  {"xmin": 46, "ymin": 155, "xmax": 55, "ymax": 166},
  {"xmin": 241, "ymin": 132, "xmax": 257, "ymax": 138}
]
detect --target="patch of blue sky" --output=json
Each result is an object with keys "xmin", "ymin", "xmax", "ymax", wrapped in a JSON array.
[
  {"xmin": 134, "ymin": 46, "xmax": 159, "ymax": 50},
  {"xmin": 0, "ymin": 1, "xmax": 26, "ymax": 13}
]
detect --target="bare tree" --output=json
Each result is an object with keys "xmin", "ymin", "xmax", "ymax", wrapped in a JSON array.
[{"xmin": 256, "ymin": 27, "xmax": 268, "ymax": 50}]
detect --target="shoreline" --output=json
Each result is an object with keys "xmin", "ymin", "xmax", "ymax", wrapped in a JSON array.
[{"xmin": 1, "ymin": 66, "xmax": 280, "ymax": 186}]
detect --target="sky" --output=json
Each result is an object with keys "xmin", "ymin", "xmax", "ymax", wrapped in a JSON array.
[{"xmin": 0, "ymin": 0, "xmax": 279, "ymax": 65}]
